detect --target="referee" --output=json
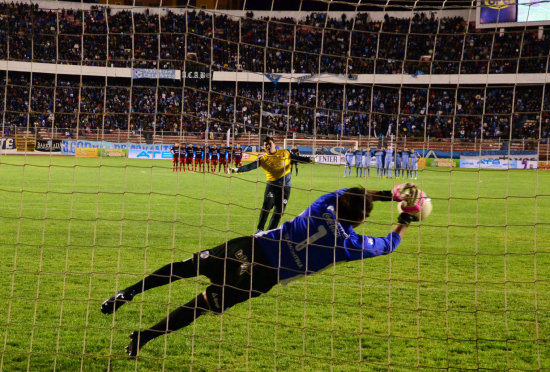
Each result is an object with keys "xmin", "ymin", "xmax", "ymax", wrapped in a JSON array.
[
  {"xmin": 229, "ymin": 136, "xmax": 313, "ymax": 232},
  {"xmin": 290, "ymin": 145, "xmax": 300, "ymax": 176}
]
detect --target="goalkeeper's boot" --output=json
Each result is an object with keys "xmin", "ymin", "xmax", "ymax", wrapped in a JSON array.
[
  {"xmin": 125, "ymin": 331, "xmax": 145, "ymax": 358},
  {"xmin": 101, "ymin": 289, "xmax": 136, "ymax": 314}
]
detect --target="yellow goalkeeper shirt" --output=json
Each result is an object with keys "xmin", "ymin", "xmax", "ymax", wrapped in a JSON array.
[{"xmin": 259, "ymin": 149, "xmax": 291, "ymax": 182}]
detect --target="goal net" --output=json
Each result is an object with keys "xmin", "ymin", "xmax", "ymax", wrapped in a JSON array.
[
  {"xmin": 283, "ymin": 138, "xmax": 359, "ymax": 164},
  {"xmin": 0, "ymin": 0, "xmax": 548, "ymax": 370}
]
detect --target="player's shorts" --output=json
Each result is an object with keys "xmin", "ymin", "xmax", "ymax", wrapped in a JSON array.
[
  {"xmin": 211, "ymin": 159, "xmax": 218, "ymax": 166},
  {"xmin": 172, "ymin": 156, "xmax": 178, "ymax": 163},
  {"xmin": 193, "ymin": 236, "xmax": 277, "ymax": 313},
  {"xmin": 179, "ymin": 157, "xmax": 186, "ymax": 163},
  {"xmin": 234, "ymin": 158, "xmax": 242, "ymax": 166},
  {"xmin": 262, "ymin": 183, "xmax": 291, "ymax": 211}
]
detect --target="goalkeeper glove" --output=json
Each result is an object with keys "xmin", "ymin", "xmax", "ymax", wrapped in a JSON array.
[
  {"xmin": 392, "ymin": 183, "xmax": 417, "ymax": 201},
  {"xmin": 228, "ymin": 167, "xmax": 239, "ymax": 174},
  {"xmin": 397, "ymin": 213, "xmax": 419, "ymax": 225},
  {"xmin": 309, "ymin": 157, "xmax": 316, "ymax": 164}
]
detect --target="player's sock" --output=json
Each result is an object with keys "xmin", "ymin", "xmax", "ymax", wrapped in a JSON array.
[{"xmin": 126, "ymin": 294, "xmax": 209, "ymax": 357}]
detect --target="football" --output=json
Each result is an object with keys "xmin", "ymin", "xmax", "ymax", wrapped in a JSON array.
[{"xmin": 397, "ymin": 189, "xmax": 433, "ymax": 220}]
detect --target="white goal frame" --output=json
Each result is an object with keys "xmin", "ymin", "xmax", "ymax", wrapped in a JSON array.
[
  {"xmin": 283, "ymin": 138, "xmax": 358, "ymax": 152},
  {"xmin": 283, "ymin": 138, "xmax": 359, "ymax": 165}
]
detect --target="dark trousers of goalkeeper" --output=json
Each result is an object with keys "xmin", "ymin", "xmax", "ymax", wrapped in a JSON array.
[
  {"xmin": 257, "ymin": 182, "xmax": 291, "ymax": 232},
  {"xmin": 101, "ymin": 236, "xmax": 277, "ymax": 357}
]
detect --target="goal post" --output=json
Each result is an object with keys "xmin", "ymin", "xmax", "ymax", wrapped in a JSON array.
[{"xmin": 283, "ymin": 138, "xmax": 359, "ymax": 164}]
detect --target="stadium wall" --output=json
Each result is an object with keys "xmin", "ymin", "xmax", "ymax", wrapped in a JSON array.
[{"xmin": 1, "ymin": 60, "xmax": 549, "ymax": 85}]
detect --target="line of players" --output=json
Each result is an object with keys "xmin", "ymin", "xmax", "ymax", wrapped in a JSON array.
[
  {"xmin": 344, "ymin": 147, "xmax": 420, "ymax": 179},
  {"xmin": 170, "ymin": 143, "xmax": 243, "ymax": 173}
]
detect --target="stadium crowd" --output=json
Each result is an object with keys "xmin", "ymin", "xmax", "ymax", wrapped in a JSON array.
[
  {"xmin": 0, "ymin": 3, "xmax": 549, "ymax": 74},
  {"xmin": 2, "ymin": 71, "xmax": 550, "ymax": 140}
]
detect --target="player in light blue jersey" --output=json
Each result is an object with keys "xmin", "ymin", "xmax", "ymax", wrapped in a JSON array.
[
  {"xmin": 401, "ymin": 149, "xmax": 410, "ymax": 178},
  {"xmin": 410, "ymin": 150, "xmax": 419, "ymax": 179},
  {"xmin": 101, "ymin": 185, "xmax": 420, "ymax": 357},
  {"xmin": 362, "ymin": 148, "xmax": 371, "ymax": 177},
  {"xmin": 374, "ymin": 148, "xmax": 384, "ymax": 177},
  {"xmin": 354, "ymin": 148, "xmax": 363, "ymax": 177},
  {"xmin": 344, "ymin": 148, "xmax": 354, "ymax": 177},
  {"xmin": 384, "ymin": 146, "xmax": 393, "ymax": 178},
  {"xmin": 395, "ymin": 150, "xmax": 402, "ymax": 178}
]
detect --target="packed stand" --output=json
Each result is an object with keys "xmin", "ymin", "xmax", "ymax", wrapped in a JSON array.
[
  {"xmin": 2, "ymin": 71, "xmax": 550, "ymax": 142},
  {"xmin": 0, "ymin": 3, "xmax": 548, "ymax": 74}
]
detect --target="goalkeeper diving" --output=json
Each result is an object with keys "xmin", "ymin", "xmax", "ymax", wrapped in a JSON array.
[
  {"xmin": 228, "ymin": 136, "xmax": 314, "ymax": 232},
  {"xmin": 101, "ymin": 183, "xmax": 426, "ymax": 357}
]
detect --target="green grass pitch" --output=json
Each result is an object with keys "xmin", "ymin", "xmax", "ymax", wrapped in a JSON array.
[{"xmin": 0, "ymin": 155, "xmax": 549, "ymax": 371}]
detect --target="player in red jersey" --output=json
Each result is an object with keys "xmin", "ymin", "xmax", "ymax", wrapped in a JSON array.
[
  {"xmin": 205, "ymin": 145, "xmax": 211, "ymax": 172},
  {"xmin": 233, "ymin": 144, "xmax": 243, "ymax": 167},
  {"xmin": 178, "ymin": 143, "xmax": 186, "ymax": 172},
  {"xmin": 224, "ymin": 145, "xmax": 232, "ymax": 173},
  {"xmin": 196, "ymin": 145, "xmax": 205, "ymax": 172},
  {"xmin": 218, "ymin": 144, "xmax": 227, "ymax": 173},
  {"xmin": 193, "ymin": 144, "xmax": 200, "ymax": 171},
  {"xmin": 186, "ymin": 144, "xmax": 194, "ymax": 171},
  {"xmin": 170, "ymin": 143, "xmax": 180, "ymax": 172},
  {"xmin": 210, "ymin": 145, "xmax": 219, "ymax": 173}
]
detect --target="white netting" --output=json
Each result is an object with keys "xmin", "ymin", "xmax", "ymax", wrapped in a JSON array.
[{"xmin": 0, "ymin": 0, "xmax": 549, "ymax": 370}]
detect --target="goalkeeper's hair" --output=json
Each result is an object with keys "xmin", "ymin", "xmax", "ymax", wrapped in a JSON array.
[{"xmin": 337, "ymin": 187, "xmax": 373, "ymax": 226}]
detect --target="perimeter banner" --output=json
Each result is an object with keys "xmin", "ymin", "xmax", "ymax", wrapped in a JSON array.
[
  {"xmin": 460, "ymin": 157, "xmax": 538, "ymax": 169},
  {"xmin": 100, "ymin": 149, "xmax": 127, "ymax": 157},
  {"xmin": 132, "ymin": 68, "xmax": 177, "ymax": 80},
  {"xmin": 76, "ymin": 148, "xmax": 99, "ymax": 158},
  {"xmin": 305, "ymin": 154, "xmax": 345, "ymax": 165},
  {"xmin": 128, "ymin": 149, "xmax": 173, "ymax": 159},
  {"xmin": 0, "ymin": 138, "xmax": 15, "ymax": 150},
  {"xmin": 35, "ymin": 139, "xmax": 62, "ymax": 152}
]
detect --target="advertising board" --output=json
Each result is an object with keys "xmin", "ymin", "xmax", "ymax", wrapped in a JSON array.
[
  {"xmin": 128, "ymin": 149, "xmax": 173, "ymax": 159},
  {"xmin": 76, "ymin": 148, "xmax": 99, "ymax": 158}
]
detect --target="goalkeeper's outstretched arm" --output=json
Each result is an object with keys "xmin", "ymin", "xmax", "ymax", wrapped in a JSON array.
[
  {"xmin": 290, "ymin": 151, "xmax": 315, "ymax": 164},
  {"xmin": 229, "ymin": 157, "xmax": 261, "ymax": 174}
]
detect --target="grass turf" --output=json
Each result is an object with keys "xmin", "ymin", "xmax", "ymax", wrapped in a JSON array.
[{"xmin": 0, "ymin": 155, "xmax": 549, "ymax": 371}]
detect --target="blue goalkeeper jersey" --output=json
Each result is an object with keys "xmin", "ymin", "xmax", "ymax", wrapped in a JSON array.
[{"xmin": 255, "ymin": 189, "xmax": 401, "ymax": 282}]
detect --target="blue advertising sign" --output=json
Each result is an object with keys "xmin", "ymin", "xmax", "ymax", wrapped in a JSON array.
[
  {"xmin": 128, "ymin": 149, "xmax": 173, "ymax": 159},
  {"xmin": 132, "ymin": 68, "xmax": 177, "ymax": 80},
  {"xmin": 480, "ymin": 0, "xmax": 517, "ymax": 24}
]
